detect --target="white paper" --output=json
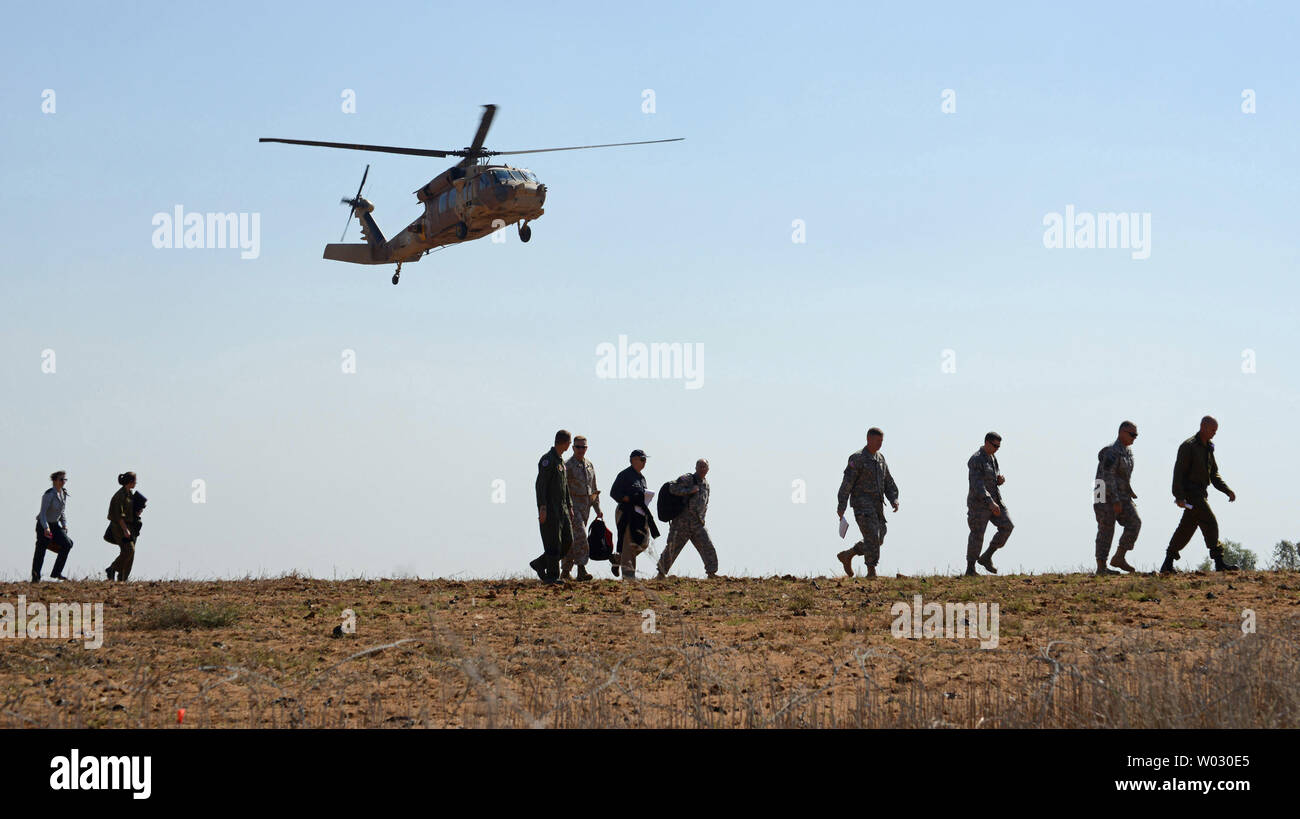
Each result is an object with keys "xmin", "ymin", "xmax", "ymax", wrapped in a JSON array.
[
  {"xmin": 839, "ymin": 516, "xmax": 849, "ymax": 538},
  {"xmin": 643, "ymin": 489, "xmax": 656, "ymax": 504}
]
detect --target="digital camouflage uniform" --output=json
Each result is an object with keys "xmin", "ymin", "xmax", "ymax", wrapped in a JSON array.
[
  {"xmin": 836, "ymin": 447, "xmax": 899, "ymax": 567},
  {"xmin": 658, "ymin": 472, "xmax": 717, "ymax": 575},
  {"xmin": 1094, "ymin": 439, "xmax": 1140, "ymax": 561},
  {"xmin": 1168, "ymin": 434, "xmax": 1232, "ymax": 560},
  {"xmin": 562, "ymin": 455, "xmax": 600, "ymax": 573},
  {"xmin": 534, "ymin": 447, "xmax": 573, "ymax": 579},
  {"xmin": 967, "ymin": 448, "xmax": 1013, "ymax": 563}
]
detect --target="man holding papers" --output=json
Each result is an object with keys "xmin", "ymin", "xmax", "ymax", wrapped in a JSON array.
[{"xmin": 836, "ymin": 428, "xmax": 900, "ymax": 578}]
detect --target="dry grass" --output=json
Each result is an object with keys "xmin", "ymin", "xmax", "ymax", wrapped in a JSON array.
[{"xmin": 1, "ymin": 570, "xmax": 1297, "ymax": 728}]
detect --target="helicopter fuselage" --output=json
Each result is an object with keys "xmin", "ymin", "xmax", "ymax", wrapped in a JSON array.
[{"xmin": 339, "ymin": 164, "xmax": 545, "ymax": 265}]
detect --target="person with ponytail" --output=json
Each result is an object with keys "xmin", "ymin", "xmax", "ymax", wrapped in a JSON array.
[{"xmin": 106, "ymin": 472, "xmax": 138, "ymax": 581}]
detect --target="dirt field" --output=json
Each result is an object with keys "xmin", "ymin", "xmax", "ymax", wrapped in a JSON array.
[{"xmin": 2, "ymin": 569, "xmax": 1297, "ymax": 728}]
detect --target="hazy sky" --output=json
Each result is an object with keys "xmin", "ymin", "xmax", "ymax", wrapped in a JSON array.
[{"xmin": 2, "ymin": 1, "xmax": 1296, "ymax": 579}]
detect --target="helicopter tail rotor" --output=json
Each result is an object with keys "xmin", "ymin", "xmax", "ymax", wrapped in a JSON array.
[{"xmin": 340, "ymin": 164, "xmax": 370, "ymax": 241}]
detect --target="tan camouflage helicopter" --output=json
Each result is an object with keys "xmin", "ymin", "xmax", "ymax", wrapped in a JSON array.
[{"xmin": 261, "ymin": 104, "xmax": 682, "ymax": 284}]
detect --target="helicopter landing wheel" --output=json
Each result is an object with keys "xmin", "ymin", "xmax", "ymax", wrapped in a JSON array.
[
  {"xmin": 392, "ymin": 264, "xmax": 401, "ymax": 285},
  {"xmin": 518, "ymin": 223, "xmax": 532, "ymax": 243},
  {"xmin": 455, "ymin": 221, "xmax": 468, "ymax": 240}
]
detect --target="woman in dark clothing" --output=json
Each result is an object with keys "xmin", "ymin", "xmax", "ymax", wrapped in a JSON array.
[
  {"xmin": 33, "ymin": 470, "xmax": 74, "ymax": 582},
  {"xmin": 106, "ymin": 472, "xmax": 138, "ymax": 581}
]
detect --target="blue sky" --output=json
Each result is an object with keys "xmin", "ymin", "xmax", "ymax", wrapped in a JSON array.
[{"xmin": 2, "ymin": 1, "xmax": 1297, "ymax": 579}]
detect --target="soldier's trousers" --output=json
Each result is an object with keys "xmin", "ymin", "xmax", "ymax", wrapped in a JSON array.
[
  {"xmin": 1094, "ymin": 501, "xmax": 1141, "ymax": 560},
  {"xmin": 537, "ymin": 510, "xmax": 573, "ymax": 576},
  {"xmin": 1168, "ymin": 497, "xmax": 1221, "ymax": 557},
  {"xmin": 851, "ymin": 503, "xmax": 887, "ymax": 566},
  {"xmin": 614, "ymin": 507, "xmax": 650, "ymax": 579},
  {"xmin": 562, "ymin": 502, "xmax": 593, "ymax": 572},
  {"xmin": 658, "ymin": 516, "xmax": 718, "ymax": 575},
  {"xmin": 109, "ymin": 538, "xmax": 136, "ymax": 581},
  {"xmin": 967, "ymin": 504, "xmax": 1014, "ymax": 562}
]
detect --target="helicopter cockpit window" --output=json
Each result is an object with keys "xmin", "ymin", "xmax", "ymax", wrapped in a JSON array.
[
  {"xmin": 506, "ymin": 170, "xmax": 526, "ymax": 182},
  {"xmin": 492, "ymin": 170, "xmax": 512, "ymax": 184},
  {"xmin": 437, "ymin": 192, "xmax": 448, "ymax": 213},
  {"xmin": 519, "ymin": 170, "xmax": 538, "ymax": 183}
]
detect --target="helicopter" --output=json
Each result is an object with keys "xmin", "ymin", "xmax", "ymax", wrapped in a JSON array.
[{"xmin": 260, "ymin": 105, "xmax": 682, "ymax": 284}]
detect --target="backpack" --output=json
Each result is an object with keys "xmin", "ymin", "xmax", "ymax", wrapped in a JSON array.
[
  {"xmin": 657, "ymin": 481, "xmax": 688, "ymax": 523},
  {"xmin": 587, "ymin": 518, "xmax": 614, "ymax": 561}
]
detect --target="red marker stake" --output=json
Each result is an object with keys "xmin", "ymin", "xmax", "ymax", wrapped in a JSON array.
[{"xmin": 177, "ymin": 708, "xmax": 186, "ymax": 724}]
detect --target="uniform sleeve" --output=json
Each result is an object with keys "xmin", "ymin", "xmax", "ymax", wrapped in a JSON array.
[
  {"xmin": 1100, "ymin": 448, "xmax": 1120, "ymax": 503},
  {"xmin": 1210, "ymin": 452, "xmax": 1231, "ymax": 495},
  {"xmin": 668, "ymin": 474, "xmax": 693, "ymax": 495},
  {"xmin": 112, "ymin": 490, "xmax": 132, "ymax": 525},
  {"xmin": 535, "ymin": 461, "xmax": 549, "ymax": 508},
  {"xmin": 883, "ymin": 459, "xmax": 899, "ymax": 504},
  {"xmin": 1171, "ymin": 442, "xmax": 1190, "ymax": 500},
  {"xmin": 969, "ymin": 456, "xmax": 993, "ymax": 502},
  {"xmin": 836, "ymin": 457, "xmax": 857, "ymax": 516}
]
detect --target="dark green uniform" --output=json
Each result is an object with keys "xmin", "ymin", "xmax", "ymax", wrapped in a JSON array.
[
  {"xmin": 533, "ymin": 447, "xmax": 573, "ymax": 580},
  {"xmin": 1167, "ymin": 433, "xmax": 1233, "ymax": 561},
  {"xmin": 107, "ymin": 485, "xmax": 136, "ymax": 580}
]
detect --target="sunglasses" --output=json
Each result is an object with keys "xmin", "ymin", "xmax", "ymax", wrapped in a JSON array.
[{"xmin": 574, "ymin": 445, "xmax": 587, "ymax": 449}]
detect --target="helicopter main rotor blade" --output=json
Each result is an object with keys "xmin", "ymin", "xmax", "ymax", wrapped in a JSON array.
[
  {"xmin": 260, "ymin": 138, "xmax": 452, "ymax": 158},
  {"xmin": 467, "ymin": 105, "xmax": 497, "ymax": 156},
  {"xmin": 487, "ymin": 137, "xmax": 684, "ymax": 157}
]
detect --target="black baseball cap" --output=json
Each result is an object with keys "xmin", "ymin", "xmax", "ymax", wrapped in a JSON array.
[{"xmin": 629, "ymin": 449, "xmax": 648, "ymax": 459}]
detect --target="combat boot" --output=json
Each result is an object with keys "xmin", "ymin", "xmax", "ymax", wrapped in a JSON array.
[
  {"xmin": 529, "ymin": 557, "xmax": 548, "ymax": 582},
  {"xmin": 977, "ymin": 551, "xmax": 998, "ymax": 574},
  {"xmin": 1212, "ymin": 555, "xmax": 1240, "ymax": 572},
  {"xmin": 1159, "ymin": 552, "xmax": 1178, "ymax": 574},
  {"xmin": 1095, "ymin": 560, "xmax": 1119, "ymax": 576},
  {"xmin": 865, "ymin": 564, "xmax": 877, "ymax": 578},
  {"xmin": 1109, "ymin": 549, "xmax": 1136, "ymax": 573},
  {"xmin": 964, "ymin": 560, "xmax": 978, "ymax": 577},
  {"xmin": 836, "ymin": 549, "xmax": 855, "ymax": 577},
  {"xmin": 576, "ymin": 567, "xmax": 593, "ymax": 582}
]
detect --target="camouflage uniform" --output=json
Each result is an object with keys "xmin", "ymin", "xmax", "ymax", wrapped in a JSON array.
[
  {"xmin": 967, "ymin": 448, "xmax": 1013, "ymax": 563},
  {"xmin": 562, "ymin": 455, "xmax": 601, "ymax": 573},
  {"xmin": 836, "ymin": 447, "xmax": 899, "ymax": 567},
  {"xmin": 534, "ymin": 447, "xmax": 573, "ymax": 579},
  {"xmin": 1094, "ymin": 439, "xmax": 1140, "ymax": 561},
  {"xmin": 657, "ymin": 473, "xmax": 717, "ymax": 575}
]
